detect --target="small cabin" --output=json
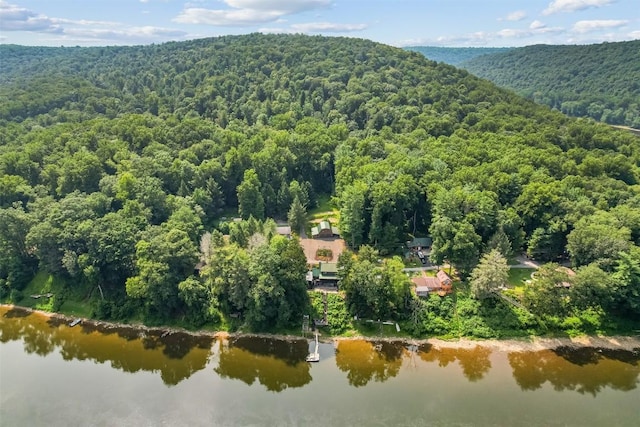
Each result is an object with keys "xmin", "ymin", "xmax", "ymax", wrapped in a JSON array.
[
  {"xmin": 407, "ymin": 237, "xmax": 432, "ymax": 252},
  {"xmin": 317, "ymin": 262, "xmax": 339, "ymax": 286}
]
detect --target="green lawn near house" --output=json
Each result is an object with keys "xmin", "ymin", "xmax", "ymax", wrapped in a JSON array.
[
  {"xmin": 507, "ymin": 268, "xmax": 535, "ymax": 288},
  {"xmin": 309, "ymin": 195, "xmax": 339, "ymax": 222}
]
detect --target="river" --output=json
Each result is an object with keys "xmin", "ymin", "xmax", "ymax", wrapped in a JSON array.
[{"xmin": 1, "ymin": 306, "xmax": 639, "ymax": 426}]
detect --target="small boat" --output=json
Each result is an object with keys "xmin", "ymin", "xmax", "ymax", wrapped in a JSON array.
[
  {"xmin": 69, "ymin": 318, "xmax": 82, "ymax": 327},
  {"xmin": 306, "ymin": 333, "xmax": 320, "ymax": 362}
]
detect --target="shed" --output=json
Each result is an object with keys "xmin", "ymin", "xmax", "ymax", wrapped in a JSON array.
[
  {"xmin": 276, "ymin": 225, "xmax": 292, "ymax": 238},
  {"xmin": 311, "ymin": 220, "xmax": 340, "ymax": 238},
  {"xmin": 415, "ymin": 286, "xmax": 432, "ymax": 298}
]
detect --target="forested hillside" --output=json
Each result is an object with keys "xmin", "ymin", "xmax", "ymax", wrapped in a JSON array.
[
  {"xmin": 404, "ymin": 46, "xmax": 512, "ymax": 66},
  {"xmin": 461, "ymin": 40, "xmax": 640, "ymax": 127},
  {"xmin": 1, "ymin": 34, "xmax": 639, "ymax": 335}
]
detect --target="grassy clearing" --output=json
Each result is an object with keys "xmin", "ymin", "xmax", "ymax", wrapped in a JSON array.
[
  {"xmin": 18, "ymin": 271, "xmax": 65, "ymax": 308},
  {"xmin": 14, "ymin": 270, "xmax": 94, "ymax": 317},
  {"xmin": 60, "ymin": 299, "xmax": 93, "ymax": 318},
  {"xmin": 507, "ymin": 268, "xmax": 535, "ymax": 288},
  {"xmin": 308, "ymin": 195, "xmax": 339, "ymax": 223}
]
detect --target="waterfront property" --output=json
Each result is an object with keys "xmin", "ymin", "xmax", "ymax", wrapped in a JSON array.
[
  {"xmin": 412, "ymin": 270, "xmax": 453, "ymax": 297},
  {"xmin": 307, "ymin": 262, "xmax": 339, "ymax": 288},
  {"xmin": 2, "ymin": 305, "xmax": 639, "ymax": 427}
]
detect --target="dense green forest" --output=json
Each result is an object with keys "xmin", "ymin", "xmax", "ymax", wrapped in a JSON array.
[
  {"xmin": 1, "ymin": 34, "xmax": 639, "ymax": 336},
  {"xmin": 460, "ymin": 40, "xmax": 640, "ymax": 128},
  {"xmin": 404, "ymin": 46, "xmax": 512, "ymax": 66}
]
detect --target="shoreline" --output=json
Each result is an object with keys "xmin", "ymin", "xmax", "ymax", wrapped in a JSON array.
[{"xmin": 3, "ymin": 303, "xmax": 640, "ymax": 352}]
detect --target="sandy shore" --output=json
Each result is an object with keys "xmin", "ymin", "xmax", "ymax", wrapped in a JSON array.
[
  {"xmin": 423, "ymin": 336, "xmax": 640, "ymax": 352},
  {"xmin": 3, "ymin": 304, "xmax": 639, "ymax": 352}
]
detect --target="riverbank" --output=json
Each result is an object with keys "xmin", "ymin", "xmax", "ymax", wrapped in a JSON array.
[{"xmin": 4, "ymin": 303, "xmax": 640, "ymax": 352}]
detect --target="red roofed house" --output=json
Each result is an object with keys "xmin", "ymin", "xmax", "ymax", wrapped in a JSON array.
[{"xmin": 411, "ymin": 270, "xmax": 453, "ymax": 297}]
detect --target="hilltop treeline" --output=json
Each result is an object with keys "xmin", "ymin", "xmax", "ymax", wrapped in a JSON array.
[
  {"xmin": 404, "ymin": 46, "xmax": 512, "ymax": 66},
  {"xmin": 1, "ymin": 34, "xmax": 639, "ymax": 333},
  {"xmin": 461, "ymin": 40, "xmax": 640, "ymax": 127}
]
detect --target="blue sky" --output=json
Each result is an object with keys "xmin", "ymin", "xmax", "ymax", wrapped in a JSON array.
[{"xmin": 1, "ymin": 0, "xmax": 638, "ymax": 47}]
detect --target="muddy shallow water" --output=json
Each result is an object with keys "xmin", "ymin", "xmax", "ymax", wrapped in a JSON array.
[{"xmin": 1, "ymin": 306, "xmax": 639, "ymax": 426}]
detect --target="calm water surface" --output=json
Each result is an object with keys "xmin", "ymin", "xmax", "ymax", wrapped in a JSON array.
[{"xmin": 1, "ymin": 306, "xmax": 639, "ymax": 426}]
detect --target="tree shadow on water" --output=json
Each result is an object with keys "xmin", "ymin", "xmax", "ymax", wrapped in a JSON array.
[
  {"xmin": 553, "ymin": 346, "xmax": 640, "ymax": 366},
  {"xmin": 509, "ymin": 348, "xmax": 640, "ymax": 395},
  {"xmin": 214, "ymin": 336, "xmax": 312, "ymax": 392},
  {"xmin": 418, "ymin": 344, "xmax": 492, "ymax": 382},
  {"xmin": 335, "ymin": 339, "xmax": 405, "ymax": 387},
  {"xmin": 4, "ymin": 307, "xmax": 32, "ymax": 318}
]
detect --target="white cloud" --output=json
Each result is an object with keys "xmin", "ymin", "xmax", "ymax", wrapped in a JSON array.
[
  {"xmin": 0, "ymin": 1, "xmax": 187, "ymax": 44},
  {"xmin": 572, "ymin": 19, "xmax": 628, "ymax": 33},
  {"xmin": 139, "ymin": 0, "xmax": 149, "ymax": 3},
  {"xmin": 64, "ymin": 26, "xmax": 187, "ymax": 41},
  {"xmin": 174, "ymin": 7, "xmax": 282, "ymax": 25},
  {"xmin": 402, "ymin": 22, "xmax": 566, "ymax": 47},
  {"xmin": 290, "ymin": 22, "xmax": 367, "ymax": 32},
  {"xmin": 174, "ymin": 0, "xmax": 330, "ymax": 26},
  {"xmin": 226, "ymin": 0, "xmax": 330, "ymax": 14},
  {"xmin": 503, "ymin": 10, "xmax": 527, "ymax": 21},
  {"xmin": 496, "ymin": 22, "xmax": 563, "ymax": 40},
  {"xmin": 51, "ymin": 17, "xmax": 120, "ymax": 27},
  {"xmin": 496, "ymin": 28, "xmax": 524, "ymax": 38},
  {"xmin": 629, "ymin": 30, "xmax": 640, "ymax": 38},
  {"xmin": 0, "ymin": 1, "xmax": 61, "ymax": 32},
  {"xmin": 530, "ymin": 20, "xmax": 546, "ymax": 30},
  {"xmin": 543, "ymin": 0, "xmax": 614, "ymax": 15},
  {"xmin": 258, "ymin": 27, "xmax": 291, "ymax": 34}
]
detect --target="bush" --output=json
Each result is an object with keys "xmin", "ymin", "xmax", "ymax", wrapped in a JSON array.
[
  {"xmin": 309, "ymin": 291, "xmax": 350, "ymax": 335},
  {"xmin": 316, "ymin": 248, "xmax": 333, "ymax": 261},
  {"xmin": 0, "ymin": 280, "xmax": 8, "ymax": 300},
  {"xmin": 578, "ymin": 307, "xmax": 604, "ymax": 332},
  {"xmin": 10, "ymin": 289, "xmax": 23, "ymax": 303},
  {"xmin": 424, "ymin": 315, "xmax": 451, "ymax": 335},
  {"xmin": 561, "ymin": 316, "xmax": 583, "ymax": 337},
  {"xmin": 92, "ymin": 299, "xmax": 112, "ymax": 319}
]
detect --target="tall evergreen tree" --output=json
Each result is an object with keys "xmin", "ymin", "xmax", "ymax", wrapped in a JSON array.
[
  {"xmin": 287, "ymin": 195, "xmax": 307, "ymax": 235},
  {"xmin": 237, "ymin": 169, "xmax": 265, "ymax": 220}
]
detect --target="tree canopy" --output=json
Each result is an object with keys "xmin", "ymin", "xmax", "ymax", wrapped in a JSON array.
[
  {"xmin": 1, "ymin": 33, "xmax": 639, "ymax": 330},
  {"xmin": 460, "ymin": 40, "xmax": 640, "ymax": 128}
]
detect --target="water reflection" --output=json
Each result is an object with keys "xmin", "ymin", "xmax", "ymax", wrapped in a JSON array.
[
  {"xmin": 1, "ymin": 307, "xmax": 213, "ymax": 386},
  {"xmin": 3, "ymin": 306, "xmax": 640, "ymax": 397},
  {"xmin": 335, "ymin": 340, "xmax": 404, "ymax": 387},
  {"xmin": 418, "ymin": 344, "xmax": 493, "ymax": 382},
  {"xmin": 214, "ymin": 336, "xmax": 311, "ymax": 392},
  {"xmin": 509, "ymin": 347, "xmax": 640, "ymax": 395}
]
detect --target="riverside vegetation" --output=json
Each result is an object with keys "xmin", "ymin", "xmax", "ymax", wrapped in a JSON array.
[{"xmin": 1, "ymin": 34, "xmax": 639, "ymax": 338}]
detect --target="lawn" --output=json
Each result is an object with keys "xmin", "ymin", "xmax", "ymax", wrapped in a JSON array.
[
  {"xmin": 507, "ymin": 268, "xmax": 535, "ymax": 288},
  {"xmin": 14, "ymin": 270, "xmax": 93, "ymax": 317},
  {"xmin": 308, "ymin": 195, "xmax": 339, "ymax": 222}
]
